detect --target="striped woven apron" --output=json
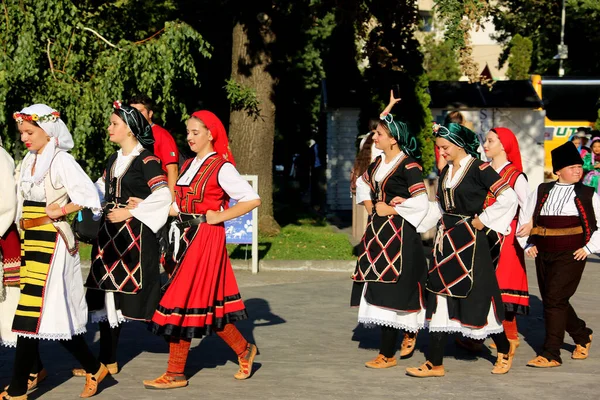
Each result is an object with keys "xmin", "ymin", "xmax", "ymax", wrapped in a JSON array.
[{"xmin": 12, "ymin": 201, "xmax": 57, "ymax": 334}]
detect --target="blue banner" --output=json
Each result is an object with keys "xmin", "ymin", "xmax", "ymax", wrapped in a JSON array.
[{"xmin": 225, "ymin": 199, "xmax": 253, "ymax": 244}]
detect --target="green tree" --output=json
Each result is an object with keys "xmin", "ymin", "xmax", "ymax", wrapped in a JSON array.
[
  {"xmin": 0, "ymin": 0, "xmax": 210, "ymax": 177},
  {"xmin": 492, "ymin": 0, "xmax": 600, "ymax": 76},
  {"xmin": 358, "ymin": 0, "xmax": 435, "ymax": 174},
  {"xmin": 422, "ymin": 35, "xmax": 462, "ymax": 81},
  {"xmin": 506, "ymin": 34, "xmax": 533, "ymax": 80}
]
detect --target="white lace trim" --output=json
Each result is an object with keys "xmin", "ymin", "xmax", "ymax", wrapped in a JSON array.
[
  {"xmin": 90, "ymin": 310, "xmax": 127, "ymax": 328},
  {"xmin": 358, "ymin": 317, "xmax": 424, "ymax": 333},
  {"xmin": 16, "ymin": 325, "xmax": 87, "ymax": 341},
  {"xmin": 0, "ymin": 339, "xmax": 16, "ymax": 348},
  {"xmin": 425, "ymin": 323, "xmax": 505, "ymax": 340}
]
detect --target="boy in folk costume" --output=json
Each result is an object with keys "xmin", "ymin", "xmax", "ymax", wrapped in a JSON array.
[{"xmin": 519, "ymin": 141, "xmax": 598, "ymax": 367}]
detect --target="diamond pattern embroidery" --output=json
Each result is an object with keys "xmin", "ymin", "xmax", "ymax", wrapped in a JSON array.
[
  {"xmin": 353, "ymin": 215, "xmax": 404, "ymax": 282},
  {"xmin": 90, "ymin": 218, "xmax": 143, "ymax": 293},
  {"xmin": 428, "ymin": 219, "xmax": 476, "ymax": 298}
]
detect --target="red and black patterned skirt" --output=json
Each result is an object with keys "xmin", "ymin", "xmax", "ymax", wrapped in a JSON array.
[
  {"xmin": 150, "ymin": 219, "xmax": 247, "ymax": 339},
  {"xmin": 495, "ymin": 219, "xmax": 529, "ymax": 315}
]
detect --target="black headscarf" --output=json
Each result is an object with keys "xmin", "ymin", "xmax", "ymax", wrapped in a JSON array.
[{"xmin": 112, "ymin": 100, "xmax": 154, "ymax": 152}]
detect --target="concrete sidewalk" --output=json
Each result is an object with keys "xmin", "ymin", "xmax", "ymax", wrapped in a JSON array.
[{"xmin": 1, "ymin": 256, "xmax": 600, "ymax": 399}]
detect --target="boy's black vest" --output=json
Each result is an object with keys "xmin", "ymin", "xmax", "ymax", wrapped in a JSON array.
[{"xmin": 531, "ymin": 181, "xmax": 597, "ymax": 251}]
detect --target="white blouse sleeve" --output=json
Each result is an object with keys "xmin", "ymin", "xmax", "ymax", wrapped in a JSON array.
[
  {"xmin": 416, "ymin": 201, "xmax": 443, "ymax": 233},
  {"xmin": 478, "ymin": 187, "xmax": 518, "ymax": 235},
  {"xmin": 584, "ymin": 193, "xmax": 600, "ymax": 254},
  {"xmin": 394, "ymin": 194, "xmax": 429, "ymax": 228},
  {"xmin": 95, "ymin": 176, "xmax": 106, "ymax": 205},
  {"xmin": 51, "ymin": 152, "xmax": 102, "ymax": 214},
  {"xmin": 355, "ymin": 176, "xmax": 371, "ymax": 204},
  {"xmin": 0, "ymin": 149, "xmax": 16, "ymax": 236},
  {"xmin": 218, "ymin": 163, "xmax": 260, "ymax": 202},
  {"xmin": 129, "ymin": 187, "xmax": 172, "ymax": 233},
  {"xmin": 516, "ymin": 188, "xmax": 538, "ymax": 249},
  {"xmin": 514, "ymin": 175, "xmax": 529, "ymax": 210}
]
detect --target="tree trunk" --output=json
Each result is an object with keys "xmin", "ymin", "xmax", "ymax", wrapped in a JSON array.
[{"xmin": 229, "ymin": 21, "xmax": 280, "ymax": 235}]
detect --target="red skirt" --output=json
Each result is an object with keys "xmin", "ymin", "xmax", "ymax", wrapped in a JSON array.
[
  {"xmin": 496, "ymin": 219, "xmax": 529, "ymax": 314},
  {"xmin": 149, "ymin": 223, "xmax": 247, "ymax": 339}
]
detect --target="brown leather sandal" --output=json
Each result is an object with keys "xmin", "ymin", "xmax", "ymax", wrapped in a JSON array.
[
  {"xmin": 405, "ymin": 361, "xmax": 445, "ymax": 377},
  {"xmin": 0, "ymin": 390, "xmax": 27, "ymax": 400},
  {"xmin": 491, "ymin": 352, "xmax": 514, "ymax": 374},
  {"xmin": 79, "ymin": 364, "xmax": 108, "ymax": 398},
  {"xmin": 143, "ymin": 373, "xmax": 189, "ymax": 390},
  {"xmin": 399, "ymin": 333, "xmax": 417, "ymax": 358},
  {"xmin": 365, "ymin": 354, "xmax": 397, "ymax": 369},
  {"xmin": 234, "ymin": 343, "xmax": 258, "ymax": 380},
  {"xmin": 73, "ymin": 362, "xmax": 118, "ymax": 378},
  {"xmin": 27, "ymin": 369, "xmax": 47, "ymax": 392},
  {"xmin": 526, "ymin": 355, "xmax": 561, "ymax": 368},
  {"xmin": 572, "ymin": 334, "xmax": 592, "ymax": 360}
]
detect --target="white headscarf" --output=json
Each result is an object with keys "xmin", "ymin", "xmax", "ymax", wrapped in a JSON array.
[{"xmin": 18, "ymin": 104, "xmax": 74, "ymax": 184}]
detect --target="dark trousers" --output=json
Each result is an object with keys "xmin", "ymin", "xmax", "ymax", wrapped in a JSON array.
[
  {"xmin": 8, "ymin": 335, "xmax": 100, "ymax": 397},
  {"xmin": 427, "ymin": 331, "xmax": 509, "ymax": 366},
  {"xmin": 535, "ymin": 250, "xmax": 592, "ymax": 362}
]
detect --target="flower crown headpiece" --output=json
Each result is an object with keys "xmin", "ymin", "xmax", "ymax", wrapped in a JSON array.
[{"xmin": 13, "ymin": 111, "xmax": 60, "ymax": 125}]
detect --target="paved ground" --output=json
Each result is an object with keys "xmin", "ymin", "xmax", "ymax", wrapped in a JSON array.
[{"xmin": 1, "ymin": 255, "xmax": 600, "ymax": 400}]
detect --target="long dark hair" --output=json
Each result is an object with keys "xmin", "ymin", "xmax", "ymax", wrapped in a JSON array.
[{"xmin": 350, "ymin": 132, "xmax": 376, "ymax": 194}]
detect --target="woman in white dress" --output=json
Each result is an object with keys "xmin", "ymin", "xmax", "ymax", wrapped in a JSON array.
[{"xmin": 2, "ymin": 104, "xmax": 107, "ymax": 400}]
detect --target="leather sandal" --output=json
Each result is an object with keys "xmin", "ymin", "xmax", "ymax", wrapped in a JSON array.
[
  {"xmin": 406, "ymin": 361, "xmax": 445, "ymax": 378},
  {"xmin": 399, "ymin": 333, "xmax": 417, "ymax": 358},
  {"xmin": 79, "ymin": 363, "xmax": 108, "ymax": 398},
  {"xmin": 234, "ymin": 343, "xmax": 258, "ymax": 380},
  {"xmin": 73, "ymin": 362, "xmax": 118, "ymax": 378},
  {"xmin": 143, "ymin": 373, "xmax": 189, "ymax": 390},
  {"xmin": 526, "ymin": 355, "xmax": 561, "ymax": 368},
  {"xmin": 572, "ymin": 334, "xmax": 593, "ymax": 360},
  {"xmin": 27, "ymin": 369, "xmax": 47, "ymax": 392},
  {"xmin": 0, "ymin": 390, "xmax": 27, "ymax": 400},
  {"xmin": 365, "ymin": 354, "xmax": 397, "ymax": 369},
  {"xmin": 491, "ymin": 352, "xmax": 513, "ymax": 374}
]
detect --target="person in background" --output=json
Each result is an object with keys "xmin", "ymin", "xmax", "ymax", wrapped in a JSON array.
[
  {"xmin": 129, "ymin": 95, "xmax": 179, "ymax": 198},
  {"xmin": 583, "ymin": 136, "xmax": 600, "ymax": 193},
  {"xmin": 570, "ymin": 131, "xmax": 589, "ymax": 159},
  {"xmin": 350, "ymin": 121, "xmax": 379, "ymax": 240}
]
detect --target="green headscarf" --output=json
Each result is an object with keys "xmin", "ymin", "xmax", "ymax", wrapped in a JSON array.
[
  {"xmin": 112, "ymin": 100, "xmax": 154, "ymax": 153},
  {"xmin": 380, "ymin": 114, "xmax": 420, "ymax": 159},
  {"xmin": 433, "ymin": 122, "xmax": 480, "ymax": 158}
]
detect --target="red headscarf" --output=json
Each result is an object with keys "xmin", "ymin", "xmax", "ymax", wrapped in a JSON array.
[
  {"xmin": 491, "ymin": 127, "xmax": 523, "ymax": 172},
  {"xmin": 191, "ymin": 110, "xmax": 236, "ymax": 166}
]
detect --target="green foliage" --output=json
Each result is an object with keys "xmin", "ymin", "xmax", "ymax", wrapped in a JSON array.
[
  {"xmin": 596, "ymin": 109, "xmax": 600, "ymax": 130},
  {"xmin": 506, "ymin": 34, "xmax": 533, "ymax": 80},
  {"xmin": 421, "ymin": 35, "xmax": 461, "ymax": 81},
  {"xmin": 357, "ymin": 0, "xmax": 435, "ymax": 174},
  {"xmin": 493, "ymin": 0, "xmax": 600, "ymax": 75},
  {"xmin": 224, "ymin": 79, "xmax": 260, "ymax": 117},
  {"xmin": 0, "ymin": 1, "xmax": 211, "ymax": 178}
]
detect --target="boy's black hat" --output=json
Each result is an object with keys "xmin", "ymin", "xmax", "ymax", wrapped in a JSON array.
[{"xmin": 552, "ymin": 141, "xmax": 583, "ymax": 173}]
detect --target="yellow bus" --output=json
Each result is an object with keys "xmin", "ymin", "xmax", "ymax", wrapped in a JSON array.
[{"xmin": 531, "ymin": 75, "xmax": 599, "ymax": 179}]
